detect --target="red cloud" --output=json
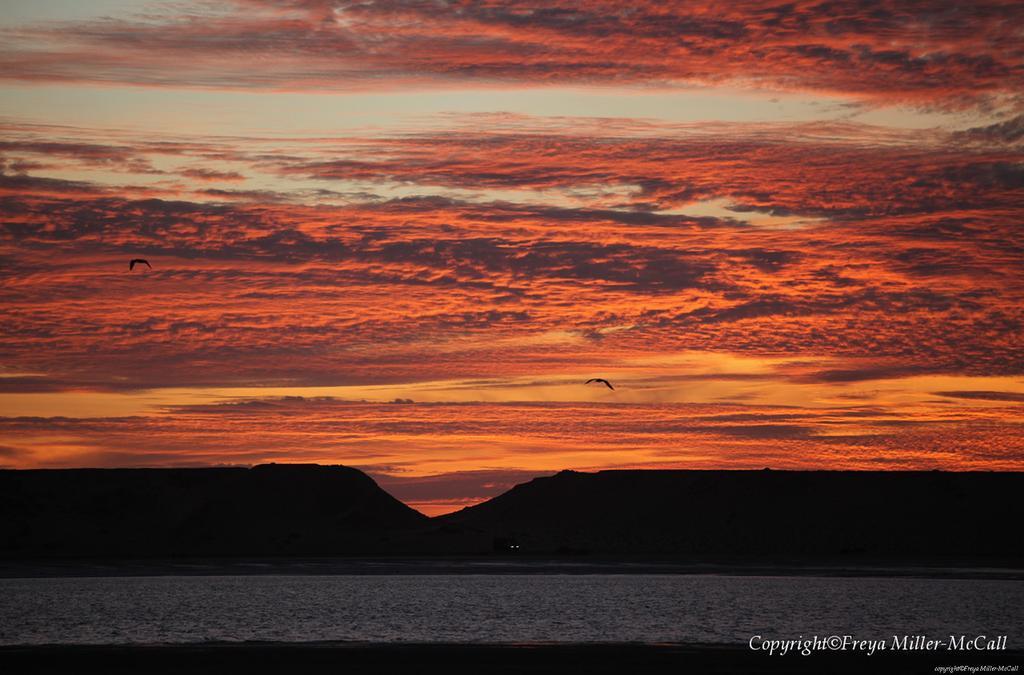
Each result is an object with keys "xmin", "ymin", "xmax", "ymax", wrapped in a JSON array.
[
  {"xmin": 2, "ymin": 113, "xmax": 1022, "ymax": 479},
  {"xmin": 0, "ymin": 0, "xmax": 1021, "ymax": 106},
  {"xmin": 1, "ymin": 117, "xmax": 1022, "ymax": 392}
]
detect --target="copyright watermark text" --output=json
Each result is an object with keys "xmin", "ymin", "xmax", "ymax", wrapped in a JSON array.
[{"xmin": 748, "ymin": 634, "xmax": 1009, "ymax": 657}]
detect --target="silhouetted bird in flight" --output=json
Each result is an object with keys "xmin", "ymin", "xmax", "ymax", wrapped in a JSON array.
[
  {"xmin": 585, "ymin": 378, "xmax": 614, "ymax": 390},
  {"xmin": 129, "ymin": 259, "xmax": 151, "ymax": 271}
]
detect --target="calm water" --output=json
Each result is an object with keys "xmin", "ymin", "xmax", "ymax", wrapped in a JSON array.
[{"xmin": 1, "ymin": 575, "xmax": 1021, "ymax": 645}]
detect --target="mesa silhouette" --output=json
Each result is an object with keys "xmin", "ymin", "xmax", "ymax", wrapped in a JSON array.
[
  {"xmin": 438, "ymin": 469, "xmax": 1024, "ymax": 560},
  {"xmin": 0, "ymin": 464, "xmax": 425, "ymax": 558},
  {"xmin": 1, "ymin": 465, "xmax": 1021, "ymax": 561}
]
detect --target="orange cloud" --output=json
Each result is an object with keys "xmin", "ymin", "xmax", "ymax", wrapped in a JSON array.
[{"xmin": 1, "ymin": 111, "xmax": 1022, "ymax": 502}]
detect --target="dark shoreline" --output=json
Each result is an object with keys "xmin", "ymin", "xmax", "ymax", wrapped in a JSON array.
[
  {"xmin": 1, "ymin": 641, "xmax": 1020, "ymax": 675},
  {"xmin": 2, "ymin": 556, "xmax": 1022, "ymax": 580}
]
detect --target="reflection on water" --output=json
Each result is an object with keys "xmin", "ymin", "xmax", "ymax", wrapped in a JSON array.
[{"xmin": 1, "ymin": 574, "xmax": 1021, "ymax": 645}]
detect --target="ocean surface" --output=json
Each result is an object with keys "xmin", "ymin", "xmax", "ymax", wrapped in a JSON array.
[{"xmin": 1, "ymin": 574, "xmax": 1021, "ymax": 645}]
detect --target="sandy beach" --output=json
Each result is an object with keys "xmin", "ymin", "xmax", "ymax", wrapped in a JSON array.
[{"xmin": 1, "ymin": 641, "xmax": 1020, "ymax": 675}]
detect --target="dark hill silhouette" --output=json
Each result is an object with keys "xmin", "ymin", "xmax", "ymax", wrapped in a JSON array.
[
  {"xmin": 0, "ymin": 464, "xmax": 426, "ymax": 558},
  {"xmin": 2, "ymin": 466, "xmax": 1021, "ymax": 562},
  {"xmin": 437, "ymin": 469, "xmax": 1024, "ymax": 560}
]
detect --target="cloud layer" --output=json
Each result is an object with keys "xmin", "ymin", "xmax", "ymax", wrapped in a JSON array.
[
  {"xmin": 1, "ymin": 2, "xmax": 1023, "ymax": 511},
  {"xmin": 2, "ymin": 118, "xmax": 1022, "ymax": 393},
  {"xmin": 2, "ymin": 0, "xmax": 1022, "ymax": 109}
]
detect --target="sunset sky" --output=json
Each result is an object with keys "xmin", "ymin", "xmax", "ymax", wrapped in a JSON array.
[{"xmin": 1, "ymin": 0, "xmax": 1022, "ymax": 514}]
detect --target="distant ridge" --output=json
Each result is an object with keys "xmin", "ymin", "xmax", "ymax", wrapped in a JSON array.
[
  {"xmin": 437, "ymin": 469, "xmax": 1024, "ymax": 560},
  {"xmin": 2, "ymin": 467, "xmax": 1022, "ymax": 562},
  {"xmin": 0, "ymin": 464, "xmax": 426, "ymax": 558}
]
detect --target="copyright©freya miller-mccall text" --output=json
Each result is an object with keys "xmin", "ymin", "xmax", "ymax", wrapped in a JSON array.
[{"xmin": 749, "ymin": 634, "xmax": 1009, "ymax": 656}]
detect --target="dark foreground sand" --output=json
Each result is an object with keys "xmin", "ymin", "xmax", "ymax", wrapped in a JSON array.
[{"xmin": 1, "ymin": 642, "xmax": 1020, "ymax": 675}]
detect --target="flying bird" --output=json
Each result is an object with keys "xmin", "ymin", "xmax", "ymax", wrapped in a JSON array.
[
  {"xmin": 585, "ymin": 378, "xmax": 615, "ymax": 390},
  {"xmin": 129, "ymin": 259, "xmax": 151, "ymax": 271}
]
